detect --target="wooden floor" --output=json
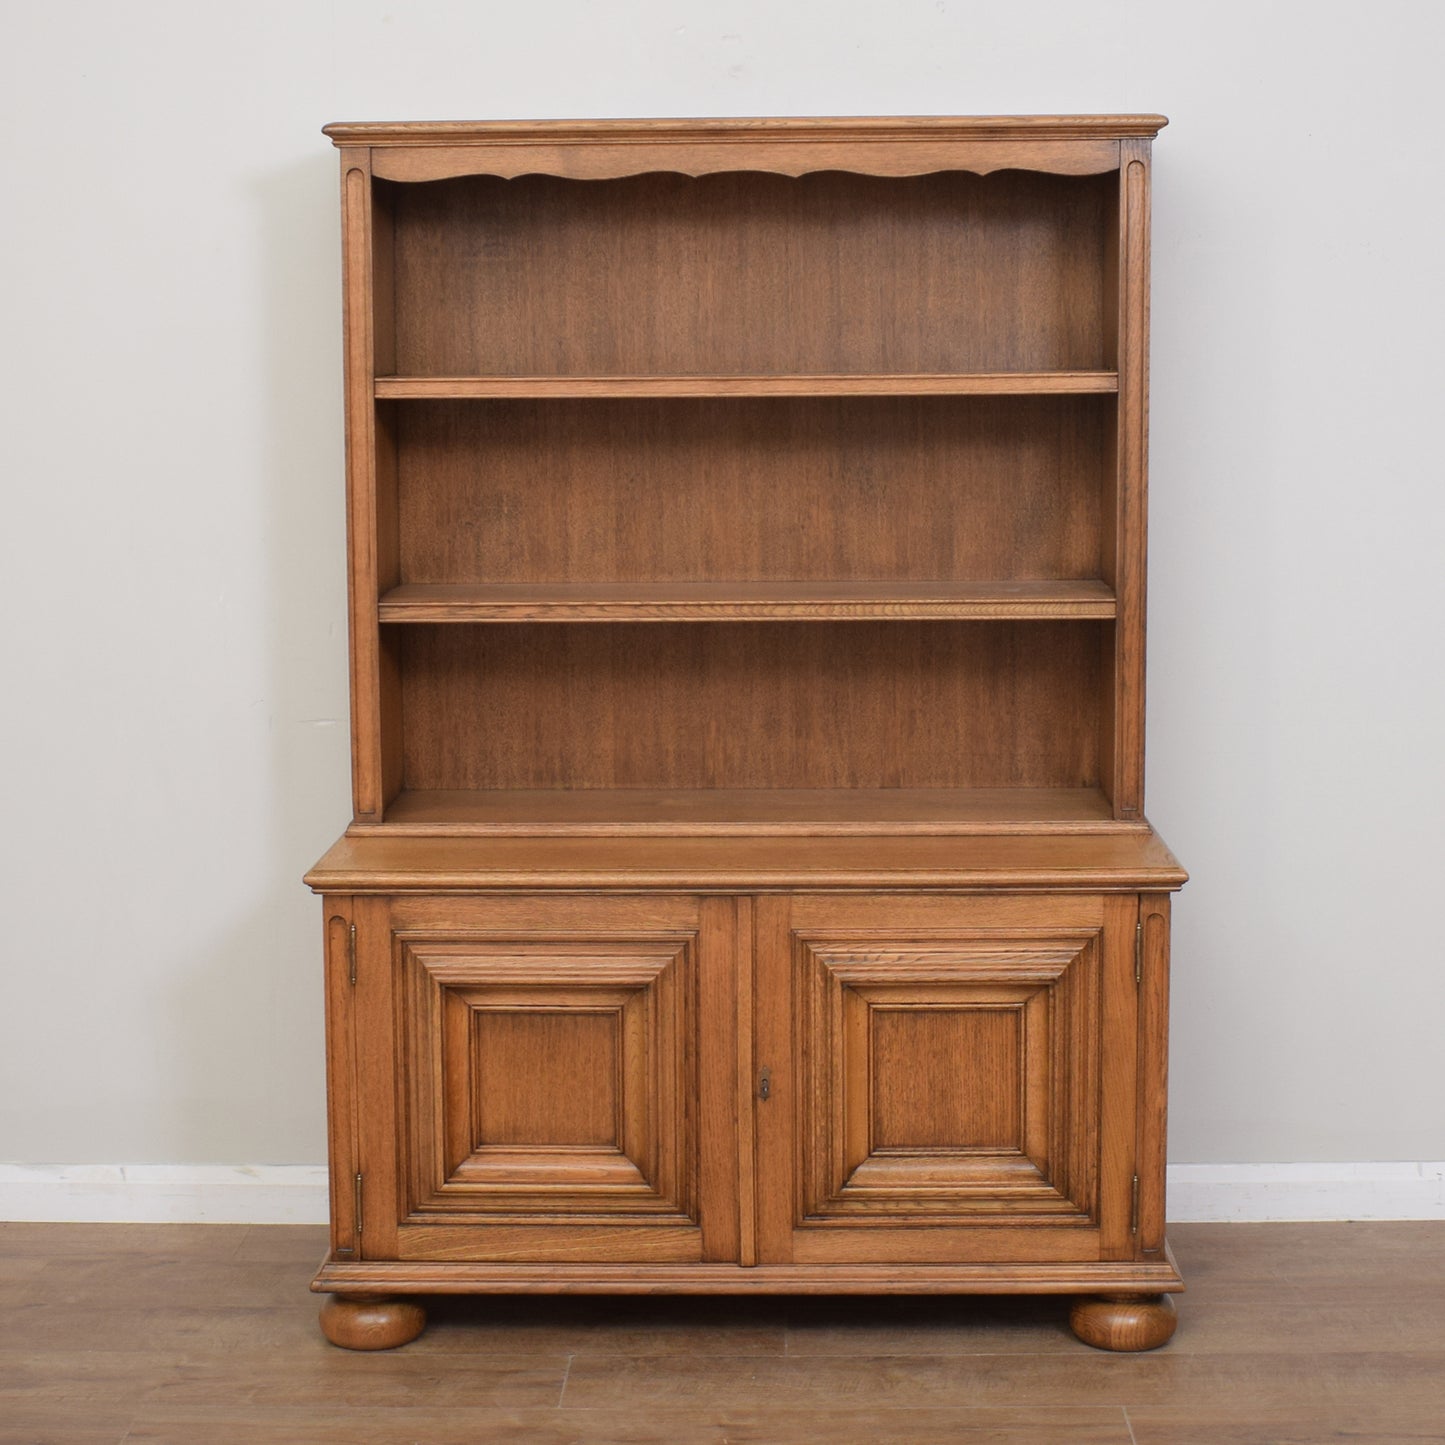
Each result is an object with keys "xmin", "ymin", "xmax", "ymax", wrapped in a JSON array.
[{"xmin": 1, "ymin": 1223, "xmax": 1442, "ymax": 1444}]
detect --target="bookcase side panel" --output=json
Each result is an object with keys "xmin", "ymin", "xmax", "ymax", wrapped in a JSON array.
[
  {"xmin": 339, "ymin": 150, "xmax": 402, "ymax": 819},
  {"xmin": 1105, "ymin": 141, "xmax": 1151, "ymax": 817}
]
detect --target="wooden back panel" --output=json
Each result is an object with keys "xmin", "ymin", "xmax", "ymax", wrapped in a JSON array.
[
  {"xmin": 392, "ymin": 396, "xmax": 1108, "ymax": 585},
  {"xmin": 384, "ymin": 171, "xmax": 1111, "ymax": 376},
  {"xmin": 397, "ymin": 621, "xmax": 1105, "ymax": 792}
]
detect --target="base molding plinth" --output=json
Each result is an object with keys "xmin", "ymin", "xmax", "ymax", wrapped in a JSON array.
[{"xmin": 312, "ymin": 1245, "xmax": 1184, "ymax": 1298}]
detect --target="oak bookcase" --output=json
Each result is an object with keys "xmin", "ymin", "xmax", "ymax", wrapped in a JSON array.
[{"xmin": 307, "ymin": 115, "xmax": 1186, "ymax": 1353}]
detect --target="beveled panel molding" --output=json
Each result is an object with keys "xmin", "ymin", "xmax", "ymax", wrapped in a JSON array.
[
  {"xmin": 398, "ymin": 936, "xmax": 697, "ymax": 1223},
  {"xmin": 794, "ymin": 932, "xmax": 1101, "ymax": 1224}
]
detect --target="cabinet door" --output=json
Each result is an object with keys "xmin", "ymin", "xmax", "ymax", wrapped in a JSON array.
[
  {"xmin": 753, "ymin": 893, "xmax": 1141, "ymax": 1265},
  {"xmin": 347, "ymin": 893, "xmax": 740, "ymax": 1265}
]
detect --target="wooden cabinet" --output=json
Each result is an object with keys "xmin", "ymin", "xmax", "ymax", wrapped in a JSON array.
[{"xmin": 308, "ymin": 115, "xmax": 1185, "ymax": 1352}]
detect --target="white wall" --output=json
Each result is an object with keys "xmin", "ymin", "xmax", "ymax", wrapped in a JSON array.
[{"xmin": 2, "ymin": 0, "xmax": 1442, "ymax": 1174}]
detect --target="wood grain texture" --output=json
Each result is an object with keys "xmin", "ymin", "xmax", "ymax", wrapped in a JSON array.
[
  {"xmin": 766, "ymin": 895, "xmax": 1115, "ymax": 1262},
  {"xmin": 870, "ymin": 1009, "xmax": 1020, "ymax": 1148},
  {"xmin": 387, "ymin": 172, "xmax": 1109, "ymax": 375},
  {"xmin": 397, "ymin": 934, "xmax": 697, "ymax": 1231},
  {"xmin": 396, "ymin": 621, "xmax": 1107, "ymax": 792},
  {"xmin": 752, "ymin": 896, "xmax": 796, "ymax": 1267},
  {"xmin": 734, "ymin": 896, "xmax": 758, "ymax": 1268},
  {"xmin": 313, "ymin": 1257, "xmax": 1184, "ymax": 1295},
  {"xmin": 317, "ymin": 1295, "xmax": 426, "ymax": 1350},
  {"xmin": 305, "ymin": 830, "xmax": 1189, "ymax": 894},
  {"xmin": 559, "ymin": 1345, "xmax": 1383, "ymax": 1412},
  {"xmin": 326, "ymin": 115, "xmax": 1169, "ymax": 142},
  {"xmin": 322, "ymin": 907, "xmax": 359, "ymax": 1259},
  {"xmin": 348, "ymin": 894, "xmax": 737, "ymax": 1268},
  {"xmin": 702, "ymin": 895, "xmax": 745, "ymax": 1265},
  {"xmin": 1069, "ymin": 1293, "xmax": 1177, "ymax": 1352},
  {"xmin": 378, "ymin": 580, "xmax": 1118, "ymax": 623},
  {"xmin": 371, "ymin": 140, "xmax": 1124, "ymax": 183},
  {"xmin": 324, "ymin": 116, "xmax": 1166, "ymax": 186},
  {"xmin": 339, "ymin": 153, "xmax": 387, "ymax": 821},
  {"xmin": 1099, "ymin": 893, "xmax": 1141, "ymax": 1260},
  {"xmin": 1107, "ymin": 142, "xmax": 1151, "ymax": 818},
  {"xmin": 394, "ymin": 1224, "xmax": 706, "ymax": 1265},
  {"xmin": 352, "ymin": 895, "xmax": 399, "ymax": 1263},
  {"xmin": 392, "ymin": 395, "xmax": 1108, "ymax": 588},
  {"xmin": 361, "ymin": 786, "xmax": 1126, "ymax": 836},
  {"xmin": 376, "ymin": 371, "xmax": 1120, "ymax": 398},
  {"xmin": 473, "ymin": 1012, "xmax": 618, "ymax": 1147},
  {"xmin": 16, "ymin": 1222, "xmax": 1445, "ymax": 1444},
  {"xmin": 1136, "ymin": 895, "xmax": 1172, "ymax": 1257},
  {"xmin": 123, "ymin": 1406, "xmax": 1135, "ymax": 1445}
]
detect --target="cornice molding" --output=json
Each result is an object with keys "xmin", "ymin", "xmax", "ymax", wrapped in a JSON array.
[{"xmin": 323, "ymin": 114, "xmax": 1169, "ymax": 148}]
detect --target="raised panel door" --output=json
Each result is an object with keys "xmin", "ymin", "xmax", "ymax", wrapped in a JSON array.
[
  {"xmin": 753, "ymin": 892, "xmax": 1141, "ymax": 1265},
  {"xmin": 349, "ymin": 893, "xmax": 741, "ymax": 1264}
]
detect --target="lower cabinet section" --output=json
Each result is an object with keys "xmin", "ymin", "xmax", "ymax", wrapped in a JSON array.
[{"xmin": 315, "ymin": 887, "xmax": 1180, "ymax": 1349}]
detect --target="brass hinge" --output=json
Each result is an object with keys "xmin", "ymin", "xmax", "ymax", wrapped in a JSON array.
[
  {"xmin": 354, "ymin": 1171, "xmax": 364, "ymax": 1243},
  {"xmin": 1135, "ymin": 920, "xmax": 1144, "ymax": 986},
  {"xmin": 1131, "ymin": 1172, "xmax": 1140, "ymax": 1235},
  {"xmin": 348, "ymin": 922, "xmax": 357, "ymax": 987}
]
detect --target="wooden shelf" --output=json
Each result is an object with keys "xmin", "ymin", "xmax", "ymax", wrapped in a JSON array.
[
  {"xmin": 377, "ymin": 580, "xmax": 1117, "ymax": 624},
  {"xmin": 357, "ymin": 787, "xmax": 1126, "ymax": 836},
  {"xmin": 374, "ymin": 372, "xmax": 1120, "ymax": 400},
  {"xmin": 311, "ymin": 823, "xmax": 1187, "ymax": 891}
]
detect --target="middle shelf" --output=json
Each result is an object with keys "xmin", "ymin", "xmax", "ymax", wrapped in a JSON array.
[
  {"xmin": 377, "ymin": 579, "xmax": 1117, "ymax": 623},
  {"xmin": 374, "ymin": 372, "xmax": 1121, "ymax": 400}
]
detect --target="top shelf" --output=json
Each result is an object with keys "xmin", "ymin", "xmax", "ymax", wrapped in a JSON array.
[
  {"xmin": 327, "ymin": 116, "xmax": 1168, "ymax": 144},
  {"xmin": 375, "ymin": 372, "xmax": 1120, "ymax": 400}
]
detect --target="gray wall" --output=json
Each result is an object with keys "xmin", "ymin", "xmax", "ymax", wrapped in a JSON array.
[{"xmin": 2, "ymin": 0, "xmax": 1441, "ymax": 1167}]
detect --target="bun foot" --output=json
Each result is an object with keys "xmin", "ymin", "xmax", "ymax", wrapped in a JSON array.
[
  {"xmin": 319, "ymin": 1294, "xmax": 426, "ymax": 1350},
  {"xmin": 1070, "ymin": 1293, "xmax": 1177, "ymax": 1351}
]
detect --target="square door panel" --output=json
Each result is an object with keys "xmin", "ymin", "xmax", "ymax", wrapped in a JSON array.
[
  {"xmin": 869, "ymin": 1006, "xmax": 1021, "ymax": 1150},
  {"xmin": 399, "ymin": 936, "xmax": 695, "ymax": 1222},
  {"xmin": 472, "ymin": 1010, "xmax": 619, "ymax": 1147},
  {"xmin": 797, "ymin": 932, "xmax": 1100, "ymax": 1223}
]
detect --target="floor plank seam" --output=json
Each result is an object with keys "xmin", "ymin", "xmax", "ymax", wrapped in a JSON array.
[{"xmin": 554, "ymin": 1348, "xmax": 1112, "ymax": 1361}]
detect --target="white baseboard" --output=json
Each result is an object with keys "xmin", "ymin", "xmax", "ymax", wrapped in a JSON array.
[
  {"xmin": 1, "ymin": 1162, "xmax": 1442, "ymax": 1226},
  {"xmin": 1166, "ymin": 1161, "xmax": 1445, "ymax": 1222},
  {"xmin": 0, "ymin": 1165, "xmax": 330, "ymax": 1225}
]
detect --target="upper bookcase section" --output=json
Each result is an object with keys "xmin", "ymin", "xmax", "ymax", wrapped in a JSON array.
[
  {"xmin": 328, "ymin": 117, "xmax": 1163, "ymax": 380},
  {"xmin": 322, "ymin": 115, "xmax": 1168, "ymax": 182}
]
